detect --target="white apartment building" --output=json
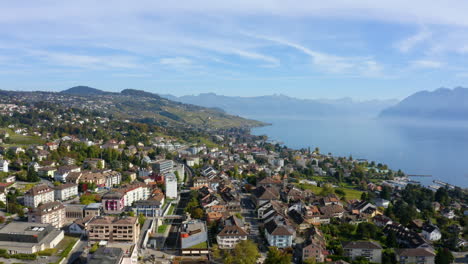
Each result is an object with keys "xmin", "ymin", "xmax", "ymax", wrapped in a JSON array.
[
  {"xmin": 24, "ymin": 185, "xmax": 54, "ymax": 208},
  {"xmin": 165, "ymin": 172, "xmax": 178, "ymax": 199},
  {"xmin": 54, "ymin": 183, "xmax": 78, "ymax": 201},
  {"xmin": 122, "ymin": 183, "xmax": 150, "ymax": 206}
]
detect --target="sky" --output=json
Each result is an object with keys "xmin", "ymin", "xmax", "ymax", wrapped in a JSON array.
[{"xmin": 2, "ymin": 1, "xmax": 468, "ymax": 100}]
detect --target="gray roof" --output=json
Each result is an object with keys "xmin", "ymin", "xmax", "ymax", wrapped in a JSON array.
[
  {"xmin": 88, "ymin": 247, "xmax": 123, "ymax": 264},
  {"xmin": 342, "ymin": 241, "xmax": 382, "ymax": 249}
]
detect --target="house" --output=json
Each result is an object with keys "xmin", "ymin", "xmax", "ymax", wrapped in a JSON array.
[
  {"xmin": 373, "ymin": 198, "xmax": 390, "ymax": 208},
  {"xmin": 216, "ymin": 215, "xmax": 248, "ymax": 249},
  {"xmin": 264, "ymin": 216, "xmax": 295, "ymax": 248},
  {"xmin": 132, "ymin": 199, "xmax": 163, "ymax": 217},
  {"xmin": 343, "ymin": 241, "xmax": 383, "ymax": 263},
  {"xmin": 384, "ymin": 223, "xmax": 428, "ymax": 248},
  {"xmin": 373, "ymin": 215, "xmax": 393, "ymax": 227},
  {"xmin": 0, "ymin": 159, "xmax": 8, "ymax": 172},
  {"xmin": 303, "ymin": 240, "xmax": 327, "ymax": 263},
  {"xmin": 422, "ymin": 225, "xmax": 442, "ymax": 241},
  {"xmin": 38, "ymin": 167, "xmax": 56, "ymax": 178},
  {"xmin": 87, "ymin": 216, "xmax": 140, "ymax": 244},
  {"xmin": 28, "ymin": 201, "xmax": 66, "ymax": 228},
  {"xmin": 24, "ymin": 184, "xmax": 54, "ymax": 208},
  {"xmin": 54, "ymin": 183, "xmax": 78, "ymax": 201},
  {"xmin": 395, "ymin": 248, "xmax": 435, "ymax": 264},
  {"xmin": 252, "ymin": 186, "xmax": 280, "ymax": 207},
  {"xmin": 68, "ymin": 216, "xmax": 94, "ymax": 236},
  {"xmin": 319, "ymin": 204, "xmax": 345, "ymax": 218},
  {"xmin": 60, "ymin": 157, "xmax": 76, "ymax": 166},
  {"xmin": 54, "ymin": 165, "xmax": 81, "ymax": 182}
]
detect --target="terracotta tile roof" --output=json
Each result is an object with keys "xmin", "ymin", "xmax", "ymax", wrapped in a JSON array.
[{"xmin": 25, "ymin": 184, "xmax": 53, "ymax": 196}]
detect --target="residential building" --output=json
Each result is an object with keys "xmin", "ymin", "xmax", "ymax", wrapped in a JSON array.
[
  {"xmin": 153, "ymin": 159, "xmax": 173, "ymax": 174},
  {"xmin": 422, "ymin": 225, "xmax": 442, "ymax": 241},
  {"xmin": 343, "ymin": 241, "xmax": 383, "ymax": 263},
  {"xmin": 0, "ymin": 159, "xmax": 8, "ymax": 172},
  {"xmin": 87, "ymin": 216, "xmax": 140, "ymax": 244},
  {"xmin": 24, "ymin": 184, "xmax": 54, "ymax": 208},
  {"xmin": 54, "ymin": 183, "xmax": 78, "ymax": 201},
  {"xmin": 303, "ymin": 241, "xmax": 327, "ymax": 263},
  {"xmin": 165, "ymin": 172, "xmax": 178, "ymax": 199},
  {"xmin": 132, "ymin": 199, "xmax": 163, "ymax": 217},
  {"xmin": 264, "ymin": 216, "xmax": 295, "ymax": 248},
  {"xmin": 83, "ymin": 158, "xmax": 106, "ymax": 169},
  {"xmin": 120, "ymin": 182, "xmax": 150, "ymax": 206},
  {"xmin": 216, "ymin": 216, "xmax": 248, "ymax": 249},
  {"xmin": 28, "ymin": 201, "xmax": 66, "ymax": 228},
  {"xmin": 54, "ymin": 165, "xmax": 81, "ymax": 182},
  {"xmin": 84, "ymin": 203, "xmax": 103, "ymax": 218},
  {"xmin": 395, "ymin": 248, "xmax": 435, "ymax": 264},
  {"xmin": 0, "ymin": 222, "xmax": 64, "ymax": 254},
  {"xmin": 102, "ymin": 191, "xmax": 125, "ymax": 214}
]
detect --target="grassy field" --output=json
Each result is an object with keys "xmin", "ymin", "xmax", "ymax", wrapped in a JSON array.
[
  {"xmin": 296, "ymin": 183, "xmax": 363, "ymax": 200},
  {"xmin": 0, "ymin": 128, "xmax": 44, "ymax": 146}
]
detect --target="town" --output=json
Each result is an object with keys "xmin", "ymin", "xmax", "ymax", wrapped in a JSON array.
[{"xmin": 0, "ymin": 99, "xmax": 466, "ymax": 264}]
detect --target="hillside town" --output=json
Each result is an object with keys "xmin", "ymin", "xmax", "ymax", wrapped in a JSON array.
[{"xmin": 0, "ymin": 101, "xmax": 466, "ymax": 264}]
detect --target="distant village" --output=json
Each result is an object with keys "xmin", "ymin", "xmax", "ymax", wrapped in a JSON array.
[{"xmin": 0, "ymin": 102, "xmax": 466, "ymax": 264}]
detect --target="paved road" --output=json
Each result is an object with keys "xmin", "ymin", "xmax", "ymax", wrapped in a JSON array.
[{"xmin": 66, "ymin": 238, "xmax": 87, "ymax": 264}]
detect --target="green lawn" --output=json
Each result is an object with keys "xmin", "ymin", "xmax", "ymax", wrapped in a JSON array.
[
  {"xmin": 167, "ymin": 204, "xmax": 175, "ymax": 215},
  {"xmin": 157, "ymin": 224, "xmax": 168, "ymax": 233},
  {"xmin": 296, "ymin": 183, "xmax": 363, "ymax": 200},
  {"xmin": 1, "ymin": 128, "xmax": 44, "ymax": 146},
  {"xmin": 189, "ymin": 241, "xmax": 208, "ymax": 249}
]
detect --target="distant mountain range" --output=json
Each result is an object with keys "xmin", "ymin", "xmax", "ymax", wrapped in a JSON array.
[
  {"xmin": 379, "ymin": 87, "xmax": 468, "ymax": 121},
  {"xmin": 161, "ymin": 93, "xmax": 398, "ymax": 119}
]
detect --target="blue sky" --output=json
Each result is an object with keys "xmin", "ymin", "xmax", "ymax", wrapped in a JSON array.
[{"xmin": 2, "ymin": 1, "xmax": 468, "ymax": 100}]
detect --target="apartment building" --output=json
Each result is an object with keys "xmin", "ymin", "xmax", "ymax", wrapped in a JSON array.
[
  {"xmin": 87, "ymin": 216, "xmax": 140, "ymax": 244},
  {"xmin": 343, "ymin": 241, "xmax": 383, "ymax": 264},
  {"xmin": 165, "ymin": 172, "xmax": 178, "ymax": 199},
  {"xmin": 54, "ymin": 183, "xmax": 78, "ymax": 201},
  {"xmin": 24, "ymin": 184, "xmax": 54, "ymax": 208},
  {"xmin": 28, "ymin": 201, "xmax": 66, "ymax": 228},
  {"xmin": 395, "ymin": 248, "xmax": 435, "ymax": 264}
]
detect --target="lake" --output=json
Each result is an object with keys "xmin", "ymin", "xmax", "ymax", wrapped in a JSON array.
[{"xmin": 250, "ymin": 116, "xmax": 468, "ymax": 188}]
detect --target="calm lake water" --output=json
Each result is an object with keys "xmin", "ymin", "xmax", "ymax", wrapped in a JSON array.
[{"xmin": 251, "ymin": 116, "xmax": 468, "ymax": 188}]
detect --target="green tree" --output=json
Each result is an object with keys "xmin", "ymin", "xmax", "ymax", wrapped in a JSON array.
[
  {"xmin": 191, "ymin": 208, "xmax": 204, "ymax": 219},
  {"xmin": 435, "ymin": 248, "xmax": 454, "ymax": 264},
  {"xmin": 223, "ymin": 240, "xmax": 259, "ymax": 264},
  {"xmin": 264, "ymin": 247, "xmax": 291, "ymax": 264}
]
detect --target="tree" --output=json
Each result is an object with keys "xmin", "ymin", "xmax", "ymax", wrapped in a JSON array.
[
  {"xmin": 138, "ymin": 213, "xmax": 146, "ymax": 226},
  {"xmin": 435, "ymin": 248, "xmax": 454, "ymax": 264},
  {"xmin": 264, "ymin": 247, "xmax": 291, "ymax": 264},
  {"xmin": 191, "ymin": 208, "xmax": 204, "ymax": 219},
  {"xmin": 303, "ymin": 258, "xmax": 316, "ymax": 264},
  {"xmin": 223, "ymin": 240, "xmax": 259, "ymax": 264},
  {"xmin": 385, "ymin": 230, "xmax": 398, "ymax": 248}
]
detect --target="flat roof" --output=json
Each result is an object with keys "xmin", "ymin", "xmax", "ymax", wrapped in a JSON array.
[{"xmin": 0, "ymin": 222, "xmax": 50, "ymax": 236}]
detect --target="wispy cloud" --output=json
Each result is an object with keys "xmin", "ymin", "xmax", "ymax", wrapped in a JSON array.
[
  {"xmin": 410, "ymin": 59, "xmax": 443, "ymax": 68},
  {"xmin": 395, "ymin": 29, "xmax": 432, "ymax": 53},
  {"xmin": 160, "ymin": 57, "xmax": 194, "ymax": 68}
]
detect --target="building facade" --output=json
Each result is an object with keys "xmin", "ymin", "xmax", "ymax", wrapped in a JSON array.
[
  {"xmin": 24, "ymin": 184, "xmax": 54, "ymax": 208},
  {"xmin": 54, "ymin": 183, "xmax": 78, "ymax": 201},
  {"xmin": 87, "ymin": 216, "xmax": 140, "ymax": 244},
  {"xmin": 28, "ymin": 201, "xmax": 66, "ymax": 228},
  {"xmin": 343, "ymin": 241, "xmax": 383, "ymax": 264}
]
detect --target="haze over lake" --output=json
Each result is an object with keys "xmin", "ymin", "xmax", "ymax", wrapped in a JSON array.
[{"xmin": 251, "ymin": 116, "xmax": 468, "ymax": 188}]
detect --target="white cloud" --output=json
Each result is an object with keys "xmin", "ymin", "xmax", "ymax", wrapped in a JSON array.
[
  {"xmin": 410, "ymin": 59, "xmax": 443, "ymax": 68},
  {"xmin": 395, "ymin": 29, "xmax": 432, "ymax": 53},
  {"xmin": 160, "ymin": 57, "xmax": 193, "ymax": 67},
  {"xmin": 246, "ymin": 33, "xmax": 384, "ymax": 76}
]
